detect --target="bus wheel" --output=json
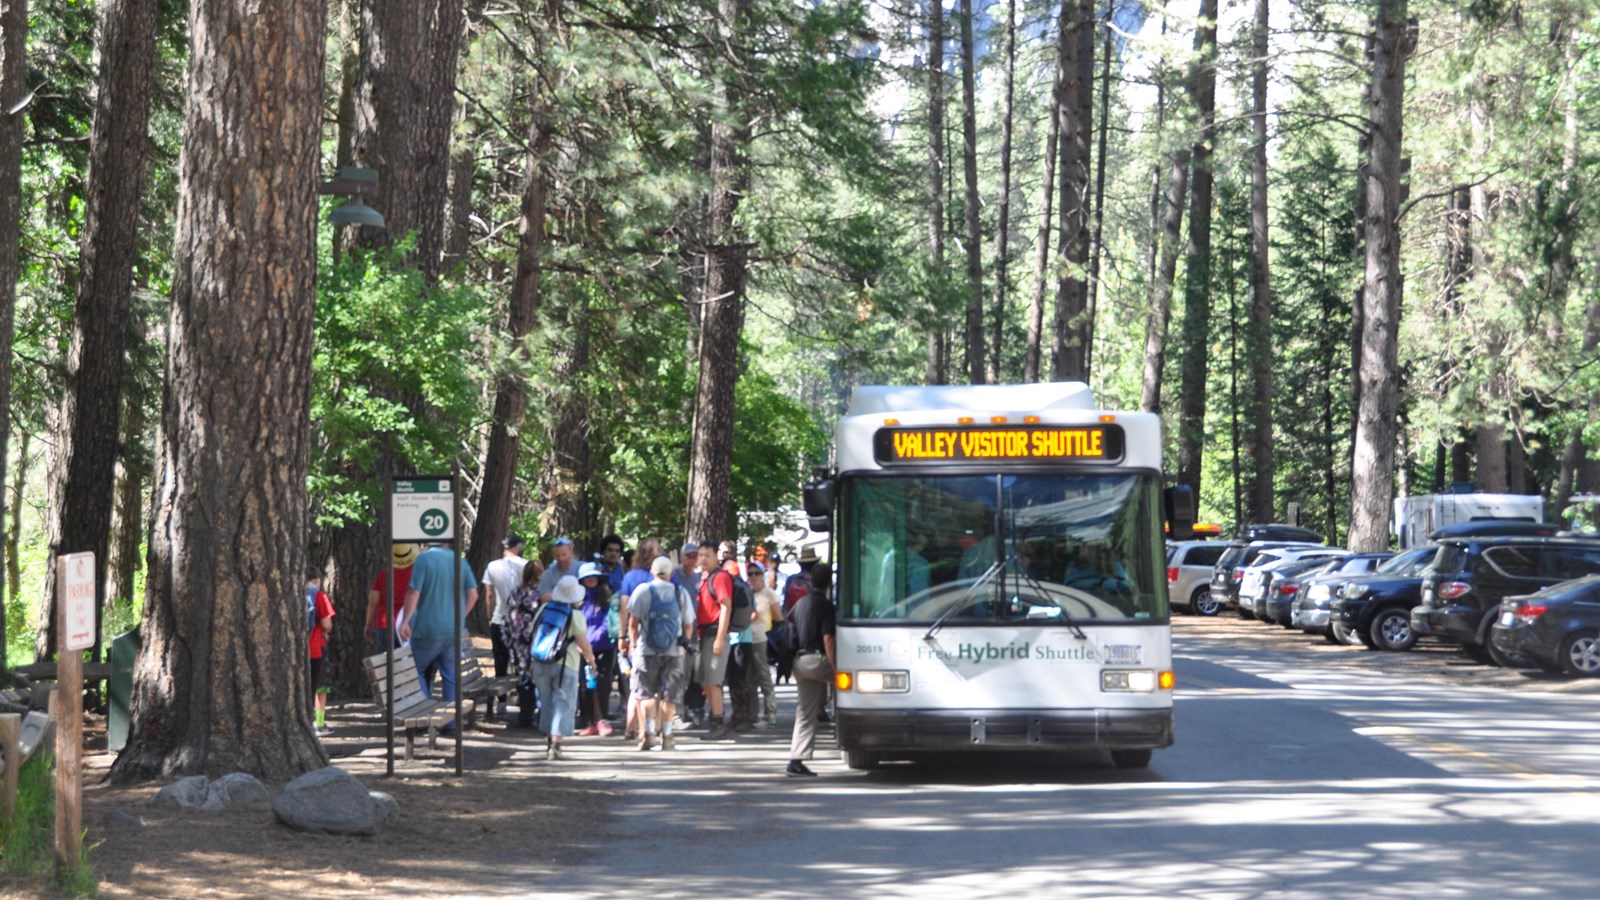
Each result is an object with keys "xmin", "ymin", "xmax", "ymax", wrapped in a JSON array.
[
  {"xmin": 1110, "ymin": 748, "xmax": 1152, "ymax": 769},
  {"xmin": 843, "ymin": 749, "xmax": 880, "ymax": 771}
]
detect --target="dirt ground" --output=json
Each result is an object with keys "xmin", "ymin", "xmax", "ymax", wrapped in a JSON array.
[{"xmin": 6, "ymin": 698, "xmax": 613, "ymax": 900}]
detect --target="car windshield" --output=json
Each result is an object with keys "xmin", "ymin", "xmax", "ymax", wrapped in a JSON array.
[
  {"xmin": 840, "ymin": 472, "xmax": 1165, "ymax": 622},
  {"xmin": 1377, "ymin": 547, "xmax": 1436, "ymax": 576}
]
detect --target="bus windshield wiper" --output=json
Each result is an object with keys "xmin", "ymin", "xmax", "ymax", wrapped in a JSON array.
[
  {"xmin": 923, "ymin": 559, "xmax": 1008, "ymax": 642},
  {"xmin": 923, "ymin": 555, "xmax": 1087, "ymax": 643}
]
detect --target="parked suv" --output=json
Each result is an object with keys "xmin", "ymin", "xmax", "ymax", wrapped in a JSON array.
[
  {"xmin": 1167, "ymin": 541, "xmax": 1229, "ymax": 615},
  {"xmin": 1411, "ymin": 536, "xmax": 1600, "ymax": 664},
  {"xmin": 1210, "ymin": 540, "xmax": 1323, "ymax": 614},
  {"xmin": 1331, "ymin": 546, "xmax": 1439, "ymax": 650},
  {"xmin": 1237, "ymin": 524, "xmax": 1324, "ymax": 543},
  {"xmin": 1291, "ymin": 552, "xmax": 1396, "ymax": 639}
]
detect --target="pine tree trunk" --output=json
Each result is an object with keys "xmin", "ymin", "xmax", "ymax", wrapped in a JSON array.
[
  {"xmin": 0, "ymin": 0, "xmax": 25, "ymax": 669},
  {"xmin": 1140, "ymin": 135, "xmax": 1188, "ymax": 412},
  {"xmin": 1174, "ymin": 0, "xmax": 1218, "ymax": 494},
  {"xmin": 958, "ymin": 0, "xmax": 984, "ymax": 384},
  {"xmin": 36, "ymin": 0, "xmax": 159, "ymax": 661},
  {"xmin": 110, "ymin": 0, "xmax": 327, "ymax": 783},
  {"xmin": 925, "ymin": 0, "xmax": 947, "ymax": 386},
  {"xmin": 541, "ymin": 291, "xmax": 592, "ymax": 548},
  {"xmin": 1050, "ymin": 0, "xmax": 1092, "ymax": 382},
  {"xmin": 1084, "ymin": 11, "xmax": 1112, "ymax": 376},
  {"xmin": 1247, "ymin": 0, "xmax": 1274, "ymax": 523},
  {"xmin": 684, "ymin": 0, "xmax": 751, "ymax": 542},
  {"xmin": 108, "ymin": 354, "xmax": 154, "ymax": 609},
  {"xmin": 1347, "ymin": 0, "xmax": 1410, "ymax": 552},
  {"xmin": 988, "ymin": 0, "xmax": 1017, "ymax": 385},
  {"xmin": 1024, "ymin": 9, "xmax": 1062, "ymax": 386}
]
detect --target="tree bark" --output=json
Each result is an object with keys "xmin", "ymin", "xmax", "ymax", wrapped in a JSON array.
[
  {"xmin": 468, "ymin": 52, "xmax": 554, "ymax": 617},
  {"xmin": 36, "ymin": 0, "xmax": 160, "ymax": 661},
  {"xmin": 988, "ymin": 0, "xmax": 1017, "ymax": 385},
  {"xmin": 108, "ymin": 357, "xmax": 154, "ymax": 609},
  {"xmin": 0, "ymin": 0, "xmax": 25, "ymax": 670},
  {"xmin": 1247, "ymin": 0, "xmax": 1274, "ymax": 523},
  {"xmin": 1050, "ymin": 0, "xmax": 1092, "ymax": 382},
  {"xmin": 1084, "ymin": 8, "xmax": 1112, "ymax": 376},
  {"xmin": 1173, "ymin": 0, "xmax": 1218, "ymax": 494},
  {"xmin": 958, "ymin": 0, "xmax": 984, "ymax": 384},
  {"xmin": 1347, "ymin": 0, "xmax": 1410, "ymax": 552},
  {"xmin": 1140, "ymin": 127, "xmax": 1188, "ymax": 411},
  {"xmin": 684, "ymin": 0, "xmax": 751, "ymax": 542},
  {"xmin": 111, "ymin": 0, "xmax": 326, "ymax": 783},
  {"xmin": 925, "ymin": 0, "xmax": 947, "ymax": 386},
  {"xmin": 540, "ymin": 292, "xmax": 592, "ymax": 549},
  {"xmin": 1024, "ymin": 4, "xmax": 1063, "ymax": 386}
]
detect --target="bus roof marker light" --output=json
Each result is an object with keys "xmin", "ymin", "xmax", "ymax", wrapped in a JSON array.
[
  {"xmin": 957, "ymin": 417, "xmax": 974, "ymax": 425},
  {"xmin": 991, "ymin": 416, "xmax": 1007, "ymax": 424},
  {"xmin": 1099, "ymin": 414, "xmax": 1116, "ymax": 423},
  {"xmin": 1023, "ymin": 416, "xmax": 1040, "ymax": 424},
  {"xmin": 884, "ymin": 418, "xmax": 900, "ymax": 426}
]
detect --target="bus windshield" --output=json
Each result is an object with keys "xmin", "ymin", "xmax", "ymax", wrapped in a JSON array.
[{"xmin": 841, "ymin": 472, "xmax": 1166, "ymax": 622}]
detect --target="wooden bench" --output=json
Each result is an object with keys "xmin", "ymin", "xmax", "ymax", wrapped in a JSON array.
[
  {"xmin": 0, "ymin": 711, "xmax": 53, "ymax": 777},
  {"xmin": 457, "ymin": 653, "xmax": 517, "ymax": 721},
  {"xmin": 362, "ymin": 652, "xmax": 474, "ymax": 760}
]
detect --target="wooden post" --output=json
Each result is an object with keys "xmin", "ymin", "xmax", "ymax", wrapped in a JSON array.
[
  {"xmin": 54, "ymin": 553, "xmax": 91, "ymax": 874},
  {"xmin": 0, "ymin": 712, "xmax": 19, "ymax": 819}
]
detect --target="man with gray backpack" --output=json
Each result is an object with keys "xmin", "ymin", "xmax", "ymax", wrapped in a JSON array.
[{"xmin": 627, "ymin": 556, "xmax": 696, "ymax": 750}]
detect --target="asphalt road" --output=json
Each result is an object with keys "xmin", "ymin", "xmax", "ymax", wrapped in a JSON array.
[{"xmin": 536, "ymin": 618, "xmax": 1600, "ymax": 899}]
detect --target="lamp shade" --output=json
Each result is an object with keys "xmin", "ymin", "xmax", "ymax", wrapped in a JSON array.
[{"xmin": 329, "ymin": 200, "xmax": 385, "ymax": 228}]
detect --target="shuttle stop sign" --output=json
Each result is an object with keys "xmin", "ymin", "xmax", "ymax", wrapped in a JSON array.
[
  {"xmin": 62, "ymin": 552, "xmax": 96, "ymax": 651},
  {"xmin": 393, "ymin": 477, "xmax": 454, "ymax": 542}
]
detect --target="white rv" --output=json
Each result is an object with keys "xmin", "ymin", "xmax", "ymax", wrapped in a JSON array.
[{"xmin": 1392, "ymin": 493, "xmax": 1544, "ymax": 549}]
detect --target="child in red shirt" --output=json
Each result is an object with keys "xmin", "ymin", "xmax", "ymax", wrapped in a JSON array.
[{"xmin": 307, "ymin": 573, "xmax": 336, "ymax": 735}]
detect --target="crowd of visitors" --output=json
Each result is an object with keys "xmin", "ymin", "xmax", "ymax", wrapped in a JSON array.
[{"xmin": 348, "ymin": 533, "xmax": 833, "ymax": 775}]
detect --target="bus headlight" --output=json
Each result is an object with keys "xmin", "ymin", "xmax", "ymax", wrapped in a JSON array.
[
  {"xmin": 854, "ymin": 670, "xmax": 910, "ymax": 693},
  {"xmin": 1101, "ymin": 669, "xmax": 1163, "ymax": 692}
]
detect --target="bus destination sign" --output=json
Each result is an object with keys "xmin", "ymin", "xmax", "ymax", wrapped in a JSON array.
[{"xmin": 873, "ymin": 425, "xmax": 1123, "ymax": 465}]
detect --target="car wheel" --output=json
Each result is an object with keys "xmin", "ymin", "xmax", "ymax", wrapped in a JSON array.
[
  {"xmin": 1322, "ymin": 628, "xmax": 1344, "ymax": 645},
  {"xmin": 1330, "ymin": 620, "xmax": 1360, "ymax": 646},
  {"xmin": 1369, "ymin": 608, "xmax": 1416, "ymax": 652},
  {"xmin": 1559, "ymin": 631, "xmax": 1600, "ymax": 678},
  {"xmin": 1194, "ymin": 588, "xmax": 1223, "ymax": 617},
  {"xmin": 1461, "ymin": 641, "xmax": 1494, "ymax": 665},
  {"xmin": 1110, "ymin": 748, "xmax": 1152, "ymax": 769},
  {"xmin": 843, "ymin": 749, "xmax": 880, "ymax": 770}
]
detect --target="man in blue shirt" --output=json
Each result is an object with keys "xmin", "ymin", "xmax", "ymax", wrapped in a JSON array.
[{"xmin": 399, "ymin": 541, "xmax": 479, "ymax": 702}]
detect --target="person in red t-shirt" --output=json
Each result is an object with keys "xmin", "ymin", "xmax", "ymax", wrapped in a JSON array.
[
  {"xmin": 365, "ymin": 543, "xmax": 418, "ymax": 656},
  {"xmin": 307, "ymin": 572, "xmax": 336, "ymax": 735}
]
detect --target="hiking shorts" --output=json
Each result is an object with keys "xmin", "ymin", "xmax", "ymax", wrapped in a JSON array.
[
  {"xmin": 696, "ymin": 635, "xmax": 729, "ymax": 687},
  {"xmin": 633, "ymin": 653, "xmax": 686, "ymax": 700}
]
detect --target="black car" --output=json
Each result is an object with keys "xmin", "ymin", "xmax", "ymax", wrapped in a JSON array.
[
  {"xmin": 1238, "ymin": 524, "xmax": 1325, "ymax": 543},
  {"xmin": 1488, "ymin": 576, "xmax": 1600, "ymax": 677},
  {"xmin": 1412, "ymin": 536, "xmax": 1600, "ymax": 664},
  {"xmin": 1261, "ymin": 557, "xmax": 1348, "ymax": 626},
  {"xmin": 1427, "ymin": 520, "xmax": 1559, "ymax": 542},
  {"xmin": 1210, "ymin": 540, "xmax": 1323, "ymax": 614},
  {"xmin": 1331, "ymin": 546, "xmax": 1440, "ymax": 651}
]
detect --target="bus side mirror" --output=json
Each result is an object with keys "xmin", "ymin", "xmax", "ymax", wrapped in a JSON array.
[
  {"xmin": 803, "ymin": 476, "xmax": 835, "ymax": 533},
  {"xmin": 1164, "ymin": 485, "xmax": 1195, "ymax": 541}
]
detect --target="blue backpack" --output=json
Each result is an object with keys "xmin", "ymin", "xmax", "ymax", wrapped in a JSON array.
[
  {"xmin": 305, "ymin": 587, "xmax": 318, "ymax": 634},
  {"xmin": 642, "ymin": 582, "xmax": 682, "ymax": 652},
  {"xmin": 530, "ymin": 603, "xmax": 575, "ymax": 663}
]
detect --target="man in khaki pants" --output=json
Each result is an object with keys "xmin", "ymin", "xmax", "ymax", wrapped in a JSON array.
[{"xmin": 786, "ymin": 564, "xmax": 835, "ymax": 777}]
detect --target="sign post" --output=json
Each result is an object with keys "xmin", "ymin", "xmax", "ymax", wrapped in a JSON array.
[
  {"xmin": 55, "ymin": 552, "xmax": 94, "ymax": 874},
  {"xmin": 390, "ymin": 476, "xmax": 461, "ymax": 775}
]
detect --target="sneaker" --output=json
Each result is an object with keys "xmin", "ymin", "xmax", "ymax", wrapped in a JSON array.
[
  {"xmin": 660, "ymin": 734, "xmax": 677, "ymax": 751},
  {"xmin": 637, "ymin": 734, "xmax": 653, "ymax": 751},
  {"xmin": 578, "ymin": 724, "xmax": 600, "ymax": 737},
  {"xmin": 597, "ymin": 721, "xmax": 615, "ymax": 737},
  {"xmin": 705, "ymin": 722, "xmax": 731, "ymax": 740},
  {"xmin": 545, "ymin": 746, "xmax": 556, "ymax": 761},
  {"xmin": 786, "ymin": 760, "xmax": 817, "ymax": 777},
  {"xmin": 315, "ymin": 724, "xmax": 334, "ymax": 736},
  {"xmin": 551, "ymin": 745, "xmax": 566, "ymax": 761}
]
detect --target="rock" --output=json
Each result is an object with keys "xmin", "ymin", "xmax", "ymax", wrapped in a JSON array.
[
  {"xmin": 108, "ymin": 810, "xmax": 145, "ymax": 828},
  {"xmin": 208, "ymin": 772, "xmax": 270, "ymax": 808},
  {"xmin": 151, "ymin": 775, "xmax": 212, "ymax": 809},
  {"xmin": 369, "ymin": 790, "xmax": 398, "ymax": 822},
  {"xmin": 272, "ymin": 767, "xmax": 383, "ymax": 836}
]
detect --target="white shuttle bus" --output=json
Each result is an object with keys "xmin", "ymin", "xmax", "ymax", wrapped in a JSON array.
[{"xmin": 802, "ymin": 383, "xmax": 1191, "ymax": 770}]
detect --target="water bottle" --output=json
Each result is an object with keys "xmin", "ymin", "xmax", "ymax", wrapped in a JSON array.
[
  {"xmin": 619, "ymin": 654, "xmax": 633, "ymax": 677},
  {"xmin": 584, "ymin": 664, "xmax": 598, "ymax": 690}
]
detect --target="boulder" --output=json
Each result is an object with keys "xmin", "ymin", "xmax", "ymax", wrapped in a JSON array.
[
  {"xmin": 272, "ymin": 767, "xmax": 384, "ymax": 836},
  {"xmin": 369, "ymin": 790, "xmax": 399, "ymax": 822},
  {"xmin": 108, "ymin": 810, "xmax": 145, "ymax": 828},
  {"xmin": 208, "ymin": 772, "xmax": 270, "ymax": 808},
  {"xmin": 151, "ymin": 775, "xmax": 215, "ymax": 810}
]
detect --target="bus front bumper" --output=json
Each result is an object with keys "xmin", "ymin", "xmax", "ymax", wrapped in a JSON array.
[{"xmin": 836, "ymin": 707, "xmax": 1174, "ymax": 753}]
